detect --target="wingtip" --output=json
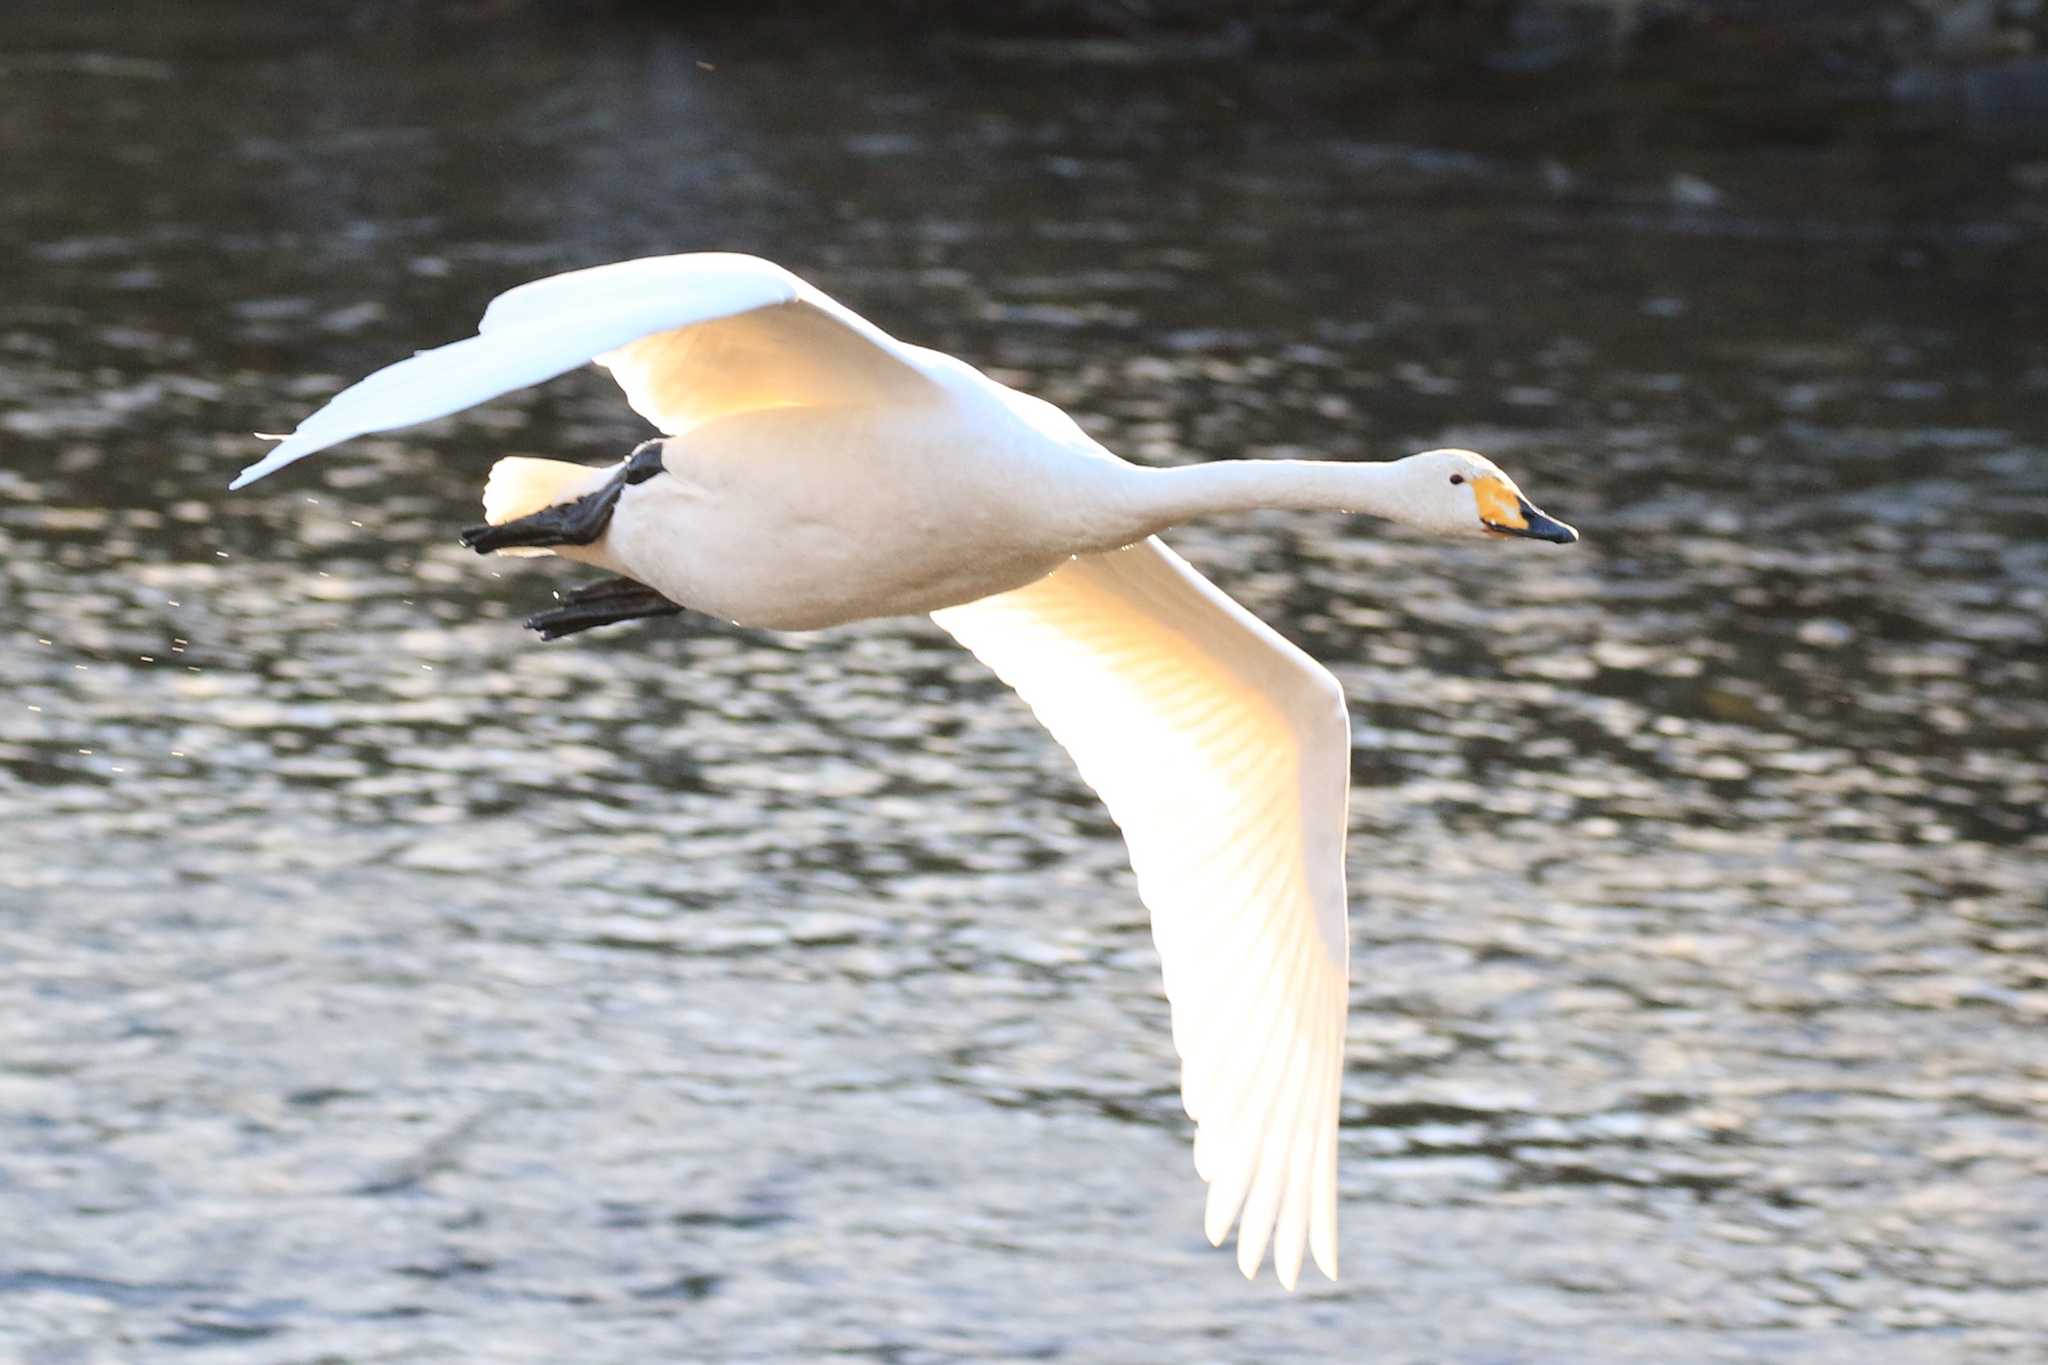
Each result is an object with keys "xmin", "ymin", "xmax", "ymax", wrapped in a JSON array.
[
  {"xmin": 1202, "ymin": 1184, "xmax": 1236, "ymax": 1248},
  {"xmin": 230, "ymin": 445, "xmax": 302, "ymax": 490},
  {"xmin": 227, "ymin": 434, "xmax": 292, "ymax": 489},
  {"xmin": 1236, "ymin": 1229, "xmax": 1272, "ymax": 1282}
]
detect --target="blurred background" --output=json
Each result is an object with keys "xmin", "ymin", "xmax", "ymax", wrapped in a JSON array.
[{"xmin": 2, "ymin": 2, "xmax": 2045, "ymax": 1361}]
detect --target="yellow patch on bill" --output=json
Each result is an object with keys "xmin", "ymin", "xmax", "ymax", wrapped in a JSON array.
[{"xmin": 1473, "ymin": 475, "xmax": 1527, "ymax": 530}]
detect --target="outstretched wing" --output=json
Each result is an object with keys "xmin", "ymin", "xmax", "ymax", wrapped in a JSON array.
[
  {"xmin": 932, "ymin": 538, "xmax": 1351, "ymax": 1289},
  {"xmin": 232, "ymin": 253, "xmax": 937, "ymax": 489}
]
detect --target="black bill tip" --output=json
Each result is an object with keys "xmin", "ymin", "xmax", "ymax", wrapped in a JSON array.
[{"xmin": 1487, "ymin": 498, "xmax": 1579, "ymax": 545}]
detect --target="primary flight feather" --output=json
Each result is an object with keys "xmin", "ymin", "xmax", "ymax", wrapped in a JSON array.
[{"xmin": 237, "ymin": 252, "xmax": 1578, "ymax": 1289}]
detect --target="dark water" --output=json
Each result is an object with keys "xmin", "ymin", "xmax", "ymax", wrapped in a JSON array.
[{"xmin": 4, "ymin": 12, "xmax": 2047, "ymax": 1363}]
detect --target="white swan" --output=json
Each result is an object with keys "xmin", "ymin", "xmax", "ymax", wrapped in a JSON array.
[{"xmin": 234, "ymin": 253, "xmax": 1577, "ymax": 1289}]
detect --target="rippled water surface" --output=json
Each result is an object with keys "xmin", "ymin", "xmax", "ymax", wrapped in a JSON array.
[{"xmin": 4, "ymin": 11, "xmax": 2047, "ymax": 1362}]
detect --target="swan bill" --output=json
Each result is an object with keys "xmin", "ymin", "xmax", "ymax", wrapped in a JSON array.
[
  {"xmin": 1474, "ymin": 475, "xmax": 1578, "ymax": 544},
  {"xmin": 1485, "ymin": 501, "xmax": 1577, "ymax": 544}
]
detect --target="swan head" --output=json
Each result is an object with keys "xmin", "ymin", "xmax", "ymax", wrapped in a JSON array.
[{"xmin": 1393, "ymin": 448, "xmax": 1578, "ymax": 544}]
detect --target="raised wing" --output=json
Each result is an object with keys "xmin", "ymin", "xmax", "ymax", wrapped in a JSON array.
[
  {"xmin": 932, "ymin": 539, "xmax": 1351, "ymax": 1288},
  {"xmin": 232, "ymin": 253, "xmax": 937, "ymax": 489}
]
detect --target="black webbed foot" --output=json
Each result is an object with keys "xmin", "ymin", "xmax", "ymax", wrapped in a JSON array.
[
  {"xmin": 525, "ymin": 576, "xmax": 685, "ymax": 641},
  {"xmin": 459, "ymin": 440, "xmax": 667, "ymax": 555},
  {"xmin": 556, "ymin": 575, "xmax": 671, "ymax": 608},
  {"xmin": 459, "ymin": 481, "xmax": 622, "ymax": 554}
]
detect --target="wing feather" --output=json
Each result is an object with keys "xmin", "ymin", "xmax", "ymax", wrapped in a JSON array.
[{"xmin": 932, "ymin": 537, "xmax": 1350, "ymax": 1287}]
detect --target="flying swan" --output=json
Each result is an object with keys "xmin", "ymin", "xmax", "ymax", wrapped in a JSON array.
[{"xmin": 233, "ymin": 252, "xmax": 1577, "ymax": 1289}]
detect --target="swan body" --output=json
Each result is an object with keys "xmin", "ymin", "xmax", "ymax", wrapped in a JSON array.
[
  {"xmin": 236, "ymin": 252, "xmax": 1578, "ymax": 1290},
  {"xmin": 548, "ymin": 400, "xmax": 1138, "ymax": 631}
]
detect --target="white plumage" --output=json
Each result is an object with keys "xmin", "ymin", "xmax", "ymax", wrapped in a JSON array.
[{"xmin": 238, "ymin": 252, "xmax": 1578, "ymax": 1289}]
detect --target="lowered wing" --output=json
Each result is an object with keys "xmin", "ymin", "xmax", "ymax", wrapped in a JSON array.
[{"xmin": 933, "ymin": 538, "xmax": 1352, "ymax": 1288}]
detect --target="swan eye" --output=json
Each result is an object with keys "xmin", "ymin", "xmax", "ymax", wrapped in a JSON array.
[{"xmin": 1448, "ymin": 474, "xmax": 1465, "ymax": 486}]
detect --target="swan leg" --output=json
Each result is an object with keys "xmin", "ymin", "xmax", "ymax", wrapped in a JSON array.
[
  {"xmin": 459, "ymin": 440, "xmax": 667, "ymax": 554},
  {"xmin": 525, "ymin": 577, "xmax": 685, "ymax": 641}
]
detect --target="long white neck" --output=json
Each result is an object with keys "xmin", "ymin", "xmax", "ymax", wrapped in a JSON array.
[{"xmin": 1095, "ymin": 459, "xmax": 1415, "ymax": 547}]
